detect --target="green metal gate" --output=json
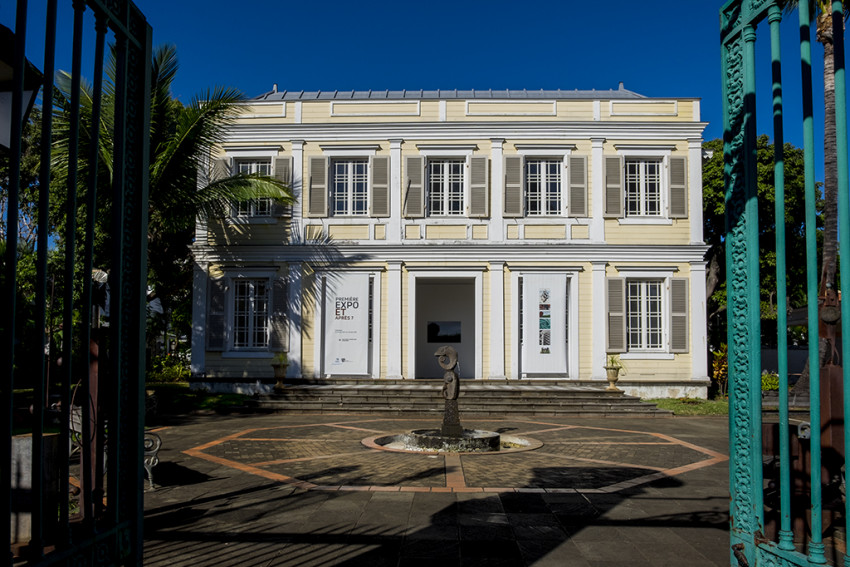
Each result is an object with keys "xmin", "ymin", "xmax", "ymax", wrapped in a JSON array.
[
  {"xmin": 722, "ymin": 0, "xmax": 850, "ymax": 565},
  {"xmin": 2, "ymin": 0, "xmax": 151, "ymax": 565}
]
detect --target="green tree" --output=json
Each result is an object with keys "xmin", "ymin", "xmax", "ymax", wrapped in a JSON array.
[
  {"xmin": 49, "ymin": 44, "xmax": 294, "ymax": 349},
  {"xmin": 703, "ymin": 136, "xmax": 814, "ymax": 350}
]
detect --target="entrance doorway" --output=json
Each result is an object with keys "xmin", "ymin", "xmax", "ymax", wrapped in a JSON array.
[{"xmin": 415, "ymin": 278, "xmax": 475, "ymax": 378}]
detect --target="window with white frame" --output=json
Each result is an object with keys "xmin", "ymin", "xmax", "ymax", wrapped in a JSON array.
[
  {"xmin": 232, "ymin": 279, "xmax": 269, "ymax": 349},
  {"xmin": 331, "ymin": 159, "xmax": 369, "ymax": 216},
  {"xmin": 428, "ymin": 159, "xmax": 465, "ymax": 216},
  {"xmin": 234, "ymin": 159, "xmax": 272, "ymax": 217},
  {"xmin": 626, "ymin": 279, "xmax": 664, "ymax": 351},
  {"xmin": 624, "ymin": 158, "xmax": 662, "ymax": 217},
  {"xmin": 525, "ymin": 159, "xmax": 562, "ymax": 216}
]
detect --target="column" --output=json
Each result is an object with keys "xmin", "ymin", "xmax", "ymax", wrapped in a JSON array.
[
  {"xmin": 389, "ymin": 139, "xmax": 403, "ymax": 243},
  {"xmin": 690, "ymin": 262, "xmax": 708, "ymax": 379},
  {"xmin": 688, "ymin": 138, "xmax": 704, "ymax": 244},
  {"xmin": 385, "ymin": 261, "xmax": 403, "ymax": 379},
  {"xmin": 590, "ymin": 137, "xmax": 606, "ymax": 242},
  {"xmin": 287, "ymin": 262, "xmax": 303, "ymax": 377},
  {"xmin": 490, "ymin": 139, "xmax": 505, "ymax": 241},
  {"xmin": 591, "ymin": 262, "xmax": 607, "ymax": 380},
  {"xmin": 488, "ymin": 262, "xmax": 506, "ymax": 379},
  {"xmin": 291, "ymin": 140, "xmax": 304, "ymax": 240},
  {"xmin": 190, "ymin": 262, "xmax": 207, "ymax": 376}
]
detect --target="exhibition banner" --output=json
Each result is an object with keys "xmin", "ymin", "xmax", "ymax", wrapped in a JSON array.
[
  {"xmin": 324, "ymin": 273, "xmax": 370, "ymax": 375},
  {"xmin": 522, "ymin": 273, "xmax": 567, "ymax": 375}
]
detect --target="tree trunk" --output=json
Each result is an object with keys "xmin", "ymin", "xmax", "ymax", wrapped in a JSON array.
[{"xmin": 819, "ymin": 11, "xmax": 838, "ymax": 294}]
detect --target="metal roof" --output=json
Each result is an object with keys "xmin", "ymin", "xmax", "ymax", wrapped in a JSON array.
[{"xmin": 250, "ymin": 85, "xmax": 652, "ymax": 102}]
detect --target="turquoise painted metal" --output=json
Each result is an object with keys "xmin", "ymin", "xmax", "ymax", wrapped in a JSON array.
[{"xmin": 721, "ymin": 0, "xmax": 850, "ymax": 564}]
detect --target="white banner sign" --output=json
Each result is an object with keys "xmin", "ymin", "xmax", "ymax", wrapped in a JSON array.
[
  {"xmin": 324, "ymin": 273, "xmax": 370, "ymax": 375},
  {"xmin": 522, "ymin": 273, "xmax": 567, "ymax": 375}
]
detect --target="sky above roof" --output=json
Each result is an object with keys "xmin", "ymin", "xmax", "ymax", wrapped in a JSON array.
[{"xmin": 1, "ymin": 0, "xmax": 833, "ymax": 154}]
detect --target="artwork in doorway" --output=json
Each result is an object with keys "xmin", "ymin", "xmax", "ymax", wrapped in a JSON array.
[
  {"xmin": 538, "ymin": 289, "xmax": 551, "ymax": 354},
  {"xmin": 428, "ymin": 321, "xmax": 462, "ymax": 343}
]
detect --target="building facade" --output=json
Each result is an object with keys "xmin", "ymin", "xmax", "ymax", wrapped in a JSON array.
[{"xmin": 190, "ymin": 86, "xmax": 709, "ymax": 398}]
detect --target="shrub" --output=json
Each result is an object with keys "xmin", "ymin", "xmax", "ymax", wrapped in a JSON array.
[
  {"xmin": 147, "ymin": 354, "xmax": 189, "ymax": 383},
  {"xmin": 761, "ymin": 371, "xmax": 780, "ymax": 391},
  {"xmin": 712, "ymin": 344, "xmax": 728, "ymax": 397}
]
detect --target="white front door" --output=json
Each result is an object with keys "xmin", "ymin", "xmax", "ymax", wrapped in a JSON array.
[{"xmin": 521, "ymin": 273, "xmax": 568, "ymax": 376}]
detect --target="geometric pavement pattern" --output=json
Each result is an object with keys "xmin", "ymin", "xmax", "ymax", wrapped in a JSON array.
[{"xmin": 184, "ymin": 418, "xmax": 727, "ymax": 494}]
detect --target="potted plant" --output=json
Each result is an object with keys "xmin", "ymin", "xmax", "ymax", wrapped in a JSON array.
[
  {"xmin": 271, "ymin": 352, "xmax": 289, "ymax": 391},
  {"xmin": 604, "ymin": 354, "xmax": 625, "ymax": 391}
]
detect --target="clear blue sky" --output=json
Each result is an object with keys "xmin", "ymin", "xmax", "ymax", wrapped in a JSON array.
[{"xmin": 2, "ymin": 0, "xmax": 834, "ymax": 155}]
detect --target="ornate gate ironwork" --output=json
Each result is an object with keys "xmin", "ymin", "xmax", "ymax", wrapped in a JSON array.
[
  {"xmin": 2, "ymin": 0, "xmax": 151, "ymax": 565},
  {"xmin": 722, "ymin": 0, "xmax": 850, "ymax": 565}
]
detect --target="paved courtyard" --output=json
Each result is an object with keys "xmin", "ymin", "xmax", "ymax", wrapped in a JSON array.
[{"xmin": 143, "ymin": 413, "xmax": 731, "ymax": 566}]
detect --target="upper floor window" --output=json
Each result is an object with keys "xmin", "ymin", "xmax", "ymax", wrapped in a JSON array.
[
  {"xmin": 235, "ymin": 159, "xmax": 272, "ymax": 217},
  {"xmin": 525, "ymin": 159, "xmax": 562, "ymax": 216},
  {"xmin": 625, "ymin": 159, "xmax": 662, "ymax": 217},
  {"xmin": 332, "ymin": 159, "xmax": 369, "ymax": 216},
  {"xmin": 428, "ymin": 159, "xmax": 465, "ymax": 216}
]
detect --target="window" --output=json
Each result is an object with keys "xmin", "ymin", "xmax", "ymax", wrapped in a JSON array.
[
  {"xmin": 625, "ymin": 158, "xmax": 661, "ymax": 217},
  {"xmin": 626, "ymin": 279, "xmax": 663, "ymax": 351},
  {"xmin": 332, "ymin": 159, "xmax": 369, "ymax": 216},
  {"xmin": 232, "ymin": 279, "xmax": 269, "ymax": 349},
  {"xmin": 525, "ymin": 159, "xmax": 562, "ymax": 216},
  {"xmin": 428, "ymin": 159, "xmax": 465, "ymax": 216},
  {"xmin": 235, "ymin": 159, "xmax": 272, "ymax": 217}
]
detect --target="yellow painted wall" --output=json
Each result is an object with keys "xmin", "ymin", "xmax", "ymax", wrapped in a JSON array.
[
  {"xmin": 503, "ymin": 268, "xmax": 514, "ymax": 376},
  {"xmin": 571, "ymin": 225, "xmax": 590, "ymax": 239},
  {"xmin": 425, "ymin": 225, "xmax": 467, "ymax": 239},
  {"xmin": 328, "ymin": 225, "xmax": 370, "ymax": 240},
  {"xmin": 204, "ymin": 354, "xmax": 275, "ymax": 378},
  {"xmin": 603, "ymin": 221, "xmax": 690, "ymax": 244},
  {"xmin": 472, "ymin": 225, "xmax": 488, "ymax": 240},
  {"xmin": 301, "ymin": 272, "xmax": 317, "ymax": 377},
  {"xmin": 524, "ymin": 225, "xmax": 566, "ymax": 240},
  {"xmin": 576, "ymin": 266, "xmax": 595, "ymax": 378},
  {"xmin": 305, "ymin": 225, "xmax": 324, "ymax": 240},
  {"xmin": 405, "ymin": 225, "xmax": 421, "ymax": 239},
  {"xmin": 206, "ymin": 220, "xmax": 289, "ymax": 246},
  {"xmin": 374, "ymin": 225, "xmax": 386, "ymax": 240},
  {"xmin": 507, "ymin": 225, "xmax": 520, "ymax": 239}
]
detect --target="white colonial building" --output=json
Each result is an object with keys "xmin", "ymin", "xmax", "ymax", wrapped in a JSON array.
[{"xmin": 190, "ymin": 84, "xmax": 709, "ymax": 398}]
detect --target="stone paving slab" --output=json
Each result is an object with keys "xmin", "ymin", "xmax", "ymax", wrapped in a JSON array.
[{"xmin": 144, "ymin": 413, "xmax": 732, "ymax": 566}]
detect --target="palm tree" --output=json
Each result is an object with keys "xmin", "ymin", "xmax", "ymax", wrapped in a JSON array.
[{"xmin": 50, "ymin": 44, "xmax": 293, "ymax": 345}]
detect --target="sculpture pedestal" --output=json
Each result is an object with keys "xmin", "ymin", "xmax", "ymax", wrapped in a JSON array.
[{"xmin": 441, "ymin": 399, "xmax": 463, "ymax": 437}]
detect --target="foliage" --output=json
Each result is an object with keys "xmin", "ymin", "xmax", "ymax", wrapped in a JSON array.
[
  {"xmin": 272, "ymin": 352, "xmax": 289, "ymax": 366},
  {"xmin": 646, "ymin": 398, "xmax": 729, "ymax": 416},
  {"xmin": 703, "ymin": 136, "xmax": 817, "ymax": 349},
  {"xmin": 48, "ymin": 44, "xmax": 294, "ymax": 357},
  {"xmin": 146, "ymin": 354, "xmax": 190, "ymax": 383},
  {"xmin": 145, "ymin": 382, "xmax": 248, "ymax": 417},
  {"xmin": 711, "ymin": 343, "xmax": 729, "ymax": 398},
  {"xmin": 604, "ymin": 353, "xmax": 626, "ymax": 374},
  {"xmin": 0, "ymin": 107, "xmax": 43, "ymax": 246},
  {"xmin": 761, "ymin": 371, "xmax": 780, "ymax": 391}
]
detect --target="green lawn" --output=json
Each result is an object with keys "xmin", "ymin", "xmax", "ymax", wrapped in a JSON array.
[{"xmin": 645, "ymin": 398, "xmax": 729, "ymax": 416}]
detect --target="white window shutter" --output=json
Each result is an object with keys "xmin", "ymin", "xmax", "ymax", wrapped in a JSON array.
[
  {"xmin": 668, "ymin": 156, "xmax": 688, "ymax": 218},
  {"xmin": 211, "ymin": 158, "xmax": 231, "ymax": 182},
  {"xmin": 568, "ymin": 155, "xmax": 587, "ymax": 217},
  {"xmin": 670, "ymin": 278, "xmax": 689, "ymax": 353},
  {"xmin": 370, "ymin": 156, "xmax": 390, "ymax": 217},
  {"xmin": 469, "ymin": 156, "xmax": 489, "ymax": 217},
  {"xmin": 607, "ymin": 277, "xmax": 626, "ymax": 352},
  {"xmin": 206, "ymin": 278, "xmax": 228, "ymax": 351},
  {"xmin": 403, "ymin": 156, "xmax": 425, "ymax": 217},
  {"xmin": 272, "ymin": 157, "xmax": 292, "ymax": 217},
  {"xmin": 270, "ymin": 276, "xmax": 288, "ymax": 352},
  {"xmin": 307, "ymin": 157, "xmax": 328, "ymax": 217},
  {"xmin": 604, "ymin": 156, "xmax": 623, "ymax": 217},
  {"xmin": 503, "ymin": 155, "xmax": 523, "ymax": 217}
]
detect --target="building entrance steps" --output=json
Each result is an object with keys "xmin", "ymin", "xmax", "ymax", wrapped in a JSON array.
[{"xmin": 251, "ymin": 379, "xmax": 672, "ymax": 417}]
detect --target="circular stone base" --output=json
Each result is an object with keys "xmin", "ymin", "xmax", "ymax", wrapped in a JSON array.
[{"xmin": 401, "ymin": 429, "xmax": 500, "ymax": 452}]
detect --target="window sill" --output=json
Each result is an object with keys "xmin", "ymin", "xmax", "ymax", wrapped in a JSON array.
[
  {"xmin": 617, "ymin": 218, "xmax": 673, "ymax": 226},
  {"xmin": 620, "ymin": 352, "xmax": 675, "ymax": 360},
  {"xmin": 221, "ymin": 351, "xmax": 274, "ymax": 359},
  {"xmin": 227, "ymin": 217, "xmax": 280, "ymax": 225}
]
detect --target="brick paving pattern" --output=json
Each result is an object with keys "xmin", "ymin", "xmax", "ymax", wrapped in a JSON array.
[{"xmin": 145, "ymin": 413, "xmax": 732, "ymax": 566}]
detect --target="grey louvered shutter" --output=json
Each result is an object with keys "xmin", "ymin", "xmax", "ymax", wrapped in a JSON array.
[
  {"xmin": 272, "ymin": 157, "xmax": 292, "ymax": 217},
  {"xmin": 469, "ymin": 156, "xmax": 489, "ymax": 217},
  {"xmin": 270, "ymin": 276, "xmax": 288, "ymax": 352},
  {"xmin": 370, "ymin": 156, "xmax": 390, "ymax": 217},
  {"xmin": 668, "ymin": 156, "xmax": 688, "ymax": 218},
  {"xmin": 503, "ymin": 155, "xmax": 523, "ymax": 217},
  {"xmin": 211, "ymin": 158, "xmax": 231, "ymax": 181},
  {"xmin": 403, "ymin": 156, "xmax": 425, "ymax": 218},
  {"xmin": 604, "ymin": 156, "xmax": 624, "ymax": 217},
  {"xmin": 307, "ymin": 157, "xmax": 328, "ymax": 217},
  {"xmin": 206, "ymin": 278, "xmax": 228, "ymax": 351},
  {"xmin": 670, "ymin": 278, "xmax": 689, "ymax": 353},
  {"xmin": 607, "ymin": 278, "xmax": 626, "ymax": 353},
  {"xmin": 568, "ymin": 155, "xmax": 587, "ymax": 217}
]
